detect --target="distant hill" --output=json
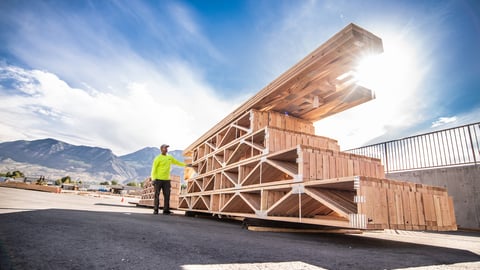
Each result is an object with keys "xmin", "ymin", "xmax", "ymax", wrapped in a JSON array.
[
  {"xmin": 0, "ymin": 139, "xmax": 185, "ymax": 183},
  {"xmin": 120, "ymin": 147, "xmax": 159, "ymax": 178}
]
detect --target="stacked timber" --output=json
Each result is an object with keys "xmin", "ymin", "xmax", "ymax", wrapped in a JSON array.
[
  {"xmin": 178, "ymin": 23, "xmax": 457, "ymax": 231},
  {"xmin": 179, "ymin": 110, "xmax": 456, "ymax": 231},
  {"xmin": 138, "ymin": 175, "xmax": 181, "ymax": 209},
  {"xmin": 0, "ymin": 182, "xmax": 60, "ymax": 193}
]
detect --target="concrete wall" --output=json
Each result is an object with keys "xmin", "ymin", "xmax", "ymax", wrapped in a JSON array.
[{"xmin": 387, "ymin": 165, "xmax": 480, "ymax": 230}]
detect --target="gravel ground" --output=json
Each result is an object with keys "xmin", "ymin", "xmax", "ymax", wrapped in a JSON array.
[{"xmin": 0, "ymin": 187, "xmax": 479, "ymax": 270}]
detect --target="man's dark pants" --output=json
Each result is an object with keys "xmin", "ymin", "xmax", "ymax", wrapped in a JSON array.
[{"xmin": 153, "ymin": 180, "xmax": 171, "ymax": 213}]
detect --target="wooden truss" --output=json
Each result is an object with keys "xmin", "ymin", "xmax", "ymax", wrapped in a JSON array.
[{"xmin": 176, "ymin": 24, "xmax": 457, "ymax": 231}]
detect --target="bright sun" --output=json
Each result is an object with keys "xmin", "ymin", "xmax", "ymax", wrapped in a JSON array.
[
  {"xmin": 355, "ymin": 35, "xmax": 421, "ymax": 100},
  {"xmin": 313, "ymin": 31, "xmax": 427, "ymax": 150}
]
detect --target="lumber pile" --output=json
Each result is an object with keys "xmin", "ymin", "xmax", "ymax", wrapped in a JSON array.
[
  {"xmin": 138, "ymin": 175, "xmax": 181, "ymax": 209},
  {"xmin": 177, "ymin": 23, "xmax": 457, "ymax": 231},
  {"xmin": 179, "ymin": 109, "xmax": 456, "ymax": 230},
  {"xmin": 0, "ymin": 182, "xmax": 61, "ymax": 193}
]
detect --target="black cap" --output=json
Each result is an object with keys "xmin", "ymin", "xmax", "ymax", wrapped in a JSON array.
[{"xmin": 160, "ymin": 144, "xmax": 170, "ymax": 149}]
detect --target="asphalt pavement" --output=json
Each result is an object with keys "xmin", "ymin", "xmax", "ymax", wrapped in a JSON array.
[{"xmin": 0, "ymin": 187, "xmax": 479, "ymax": 270}]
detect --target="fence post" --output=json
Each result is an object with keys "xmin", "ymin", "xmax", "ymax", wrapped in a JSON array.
[
  {"xmin": 383, "ymin": 142, "xmax": 389, "ymax": 173},
  {"xmin": 467, "ymin": 125, "xmax": 478, "ymax": 165}
]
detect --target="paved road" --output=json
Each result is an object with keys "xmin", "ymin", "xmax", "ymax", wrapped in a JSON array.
[{"xmin": 0, "ymin": 187, "xmax": 479, "ymax": 270}]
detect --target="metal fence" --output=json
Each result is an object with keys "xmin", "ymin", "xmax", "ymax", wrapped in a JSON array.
[{"xmin": 346, "ymin": 122, "xmax": 480, "ymax": 173}]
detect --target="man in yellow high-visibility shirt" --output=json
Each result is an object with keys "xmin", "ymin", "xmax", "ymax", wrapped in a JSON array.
[{"xmin": 150, "ymin": 144, "xmax": 186, "ymax": 215}]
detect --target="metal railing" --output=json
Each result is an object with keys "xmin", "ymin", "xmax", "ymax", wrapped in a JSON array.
[{"xmin": 346, "ymin": 122, "xmax": 480, "ymax": 173}]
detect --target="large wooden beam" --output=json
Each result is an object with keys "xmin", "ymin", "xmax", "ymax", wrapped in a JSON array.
[{"xmin": 184, "ymin": 23, "xmax": 383, "ymax": 154}]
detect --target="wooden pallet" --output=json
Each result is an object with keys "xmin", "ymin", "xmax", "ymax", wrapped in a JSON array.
[{"xmin": 170, "ymin": 23, "xmax": 456, "ymax": 231}]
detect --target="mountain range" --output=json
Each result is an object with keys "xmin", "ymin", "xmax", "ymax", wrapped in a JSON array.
[{"xmin": 0, "ymin": 138, "xmax": 184, "ymax": 184}]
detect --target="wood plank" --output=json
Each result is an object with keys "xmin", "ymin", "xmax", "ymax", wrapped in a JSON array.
[
  {"xmin": 422, "ymin": 193, "xmax": 436, "ymax": 230},
  {"xmin": 329, "ymin": 156, "xmax": 336, "ymax": 179},
  {"xmin": 303, "ymin": 151, "xmax": 311, "ymax": 181},
  {"xmin": 316, "ymin": 152, "xmax": 323, "ymax": 180},
  {"xmin": 309, "ymin": 150, "xmax": 317, "ymax": 180},
  {"xmin": 408, "ymin": 191, "xmax": 419, "ymax": 229},
  {"xmin": 401, "ymin": 190, "xmax": 412, "ymax": 230},
  {"xmin": 415, "ymin": 192, "xmax": 426, "ymax": 230},
  {"xmin": 448, "ymin": 196, "xmax": 457, "ymax": 230},
  {"xmin": 247, "ymin": 226, "xmax": 363, "ymax": 234},
  {"xmin": 433, "ymin": 195, "xmax": 444, "ymax": 229}
]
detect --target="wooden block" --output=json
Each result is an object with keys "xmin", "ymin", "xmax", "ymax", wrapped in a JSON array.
[
  {"xmin": 316, "ymin": 152, "xmax": 323, "ymax": 180},
  {"xmin": 285, "ymin": 133, "xmax": 292, "ymax": 148},
  {"xmin": 408, "ymin": 191, "xmax": 418, "ymax": 227},
  {"xmin": 276, "ymin": 113, "xmax": 283, "ymax": 129},
  {"xmin": 309, "ymin": 151, "xmax": 317, "ymax": 180},
  {"xmin": 361, "ymin": 186, "xmax": 374, "ymax": 226},
  {"xmin": 303, "ymin": 152, "xmax": 311, "ymax": 181},
  {"xmin": 366, "ymin": 186, "xmax": 378, "ymax": 227},
  {"xmin": 448, "ymin": 196, "xmax": 457, "ymax": 230},
  {"xmin": 285, "ymin": 116, "xmax": 294, "ymax": 131},
  {"xmin": 438, "ymin": 195, "xmax": 451, "ymax": 230},
  {"xmin": 347, "ymin": 159, "xmax": 354, "ymax": 176},
  {"xmin": 422, "ymin": 193, "xmax": 436, "ymax": 230},
  {"xmin": 322, "ymin": 154, "xmax": 330, "ymax": 179},
  {"xmin": 329, "ymin": 156, "xmax": 336, "ymax": 179},
  {"xmin": 341, "ymin": 157, "xmax": 348, "ymax": 177},
  {"xmin": 395, "ymin": 190, "xmax": 405, "ymax": 229},
  {"xmin": 353, "ymin": 160, "xmax": 360, "ymax": 175},
  {"xmin": 433, "ymin": 195, "xmax": 444, "ymax": 228},
  {"xmin": 415, "ymin": 192, "xmax": 426, "ymax": 229},
  {"xmin": 302, "ymin": 134, "xmax": 309, "ymax": 145}
]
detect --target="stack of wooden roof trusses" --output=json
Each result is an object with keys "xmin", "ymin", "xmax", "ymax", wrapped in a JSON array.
[{"xmin": 178, "ymin": 24, "xmax": 457, "ymax": 231}]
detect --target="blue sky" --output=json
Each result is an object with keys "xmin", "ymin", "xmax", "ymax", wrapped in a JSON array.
[{"xmin": 0, "ymin": 0, "xmax": 479, "ymax": 155}]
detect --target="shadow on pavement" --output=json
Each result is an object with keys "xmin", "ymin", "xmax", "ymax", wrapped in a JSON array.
[
  {"xmin": 0, "ymin": 209, "xmax": 478, "ymax": 270},
  {"xmin": 94, "ymin": 203, "xmax": 140, "ymax": 208}
]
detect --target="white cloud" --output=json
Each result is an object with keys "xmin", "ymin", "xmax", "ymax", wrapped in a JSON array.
[
  {"xmin": 429, "ymin": 108, "xmax": 480, "ymax": 131},
  {"xmin": 431, "ymin": 117, "xmax": 458, "ymax": 128},
  {"xmin": 0, "ymin": 1, "xmax": 244, "ymax": 155},
  {"xmin": 0, "ymin": 64, "xmax": 237, "ymax": 155}
]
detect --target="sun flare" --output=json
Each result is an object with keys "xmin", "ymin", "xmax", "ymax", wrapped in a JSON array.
[
  {"xmin": 355, "ymin": 36, "xmax": 420, "ymax": 99},
  {"xmin": 315, "ymin": 31, "xmax": 426, "ymax": 150}
]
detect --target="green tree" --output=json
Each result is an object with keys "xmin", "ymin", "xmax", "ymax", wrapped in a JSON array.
[
  {"xmin": 55, "ymin": 179, "xmax": 62, "ymax": 186},
  {"xmin": 36, "ymin": 176, "xmax": 46, "ymax": 185},
  {"xmin": 61, "ymin": 176, "xmax": 71, "ymax": 184},
  {"xmin": 111, "ymin": 180, "xmax": 118, "ymax": 185},
  {"xmin": 6, "ymin": 171, "xmax": 24, "ymax": 178},
  {"xmin": 100, "ymin": 181, "xmax": 109, "ymax": 185},
  {"xmin": 126, "ymin": 182, "xmax": 138, "ymax": 187}
]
